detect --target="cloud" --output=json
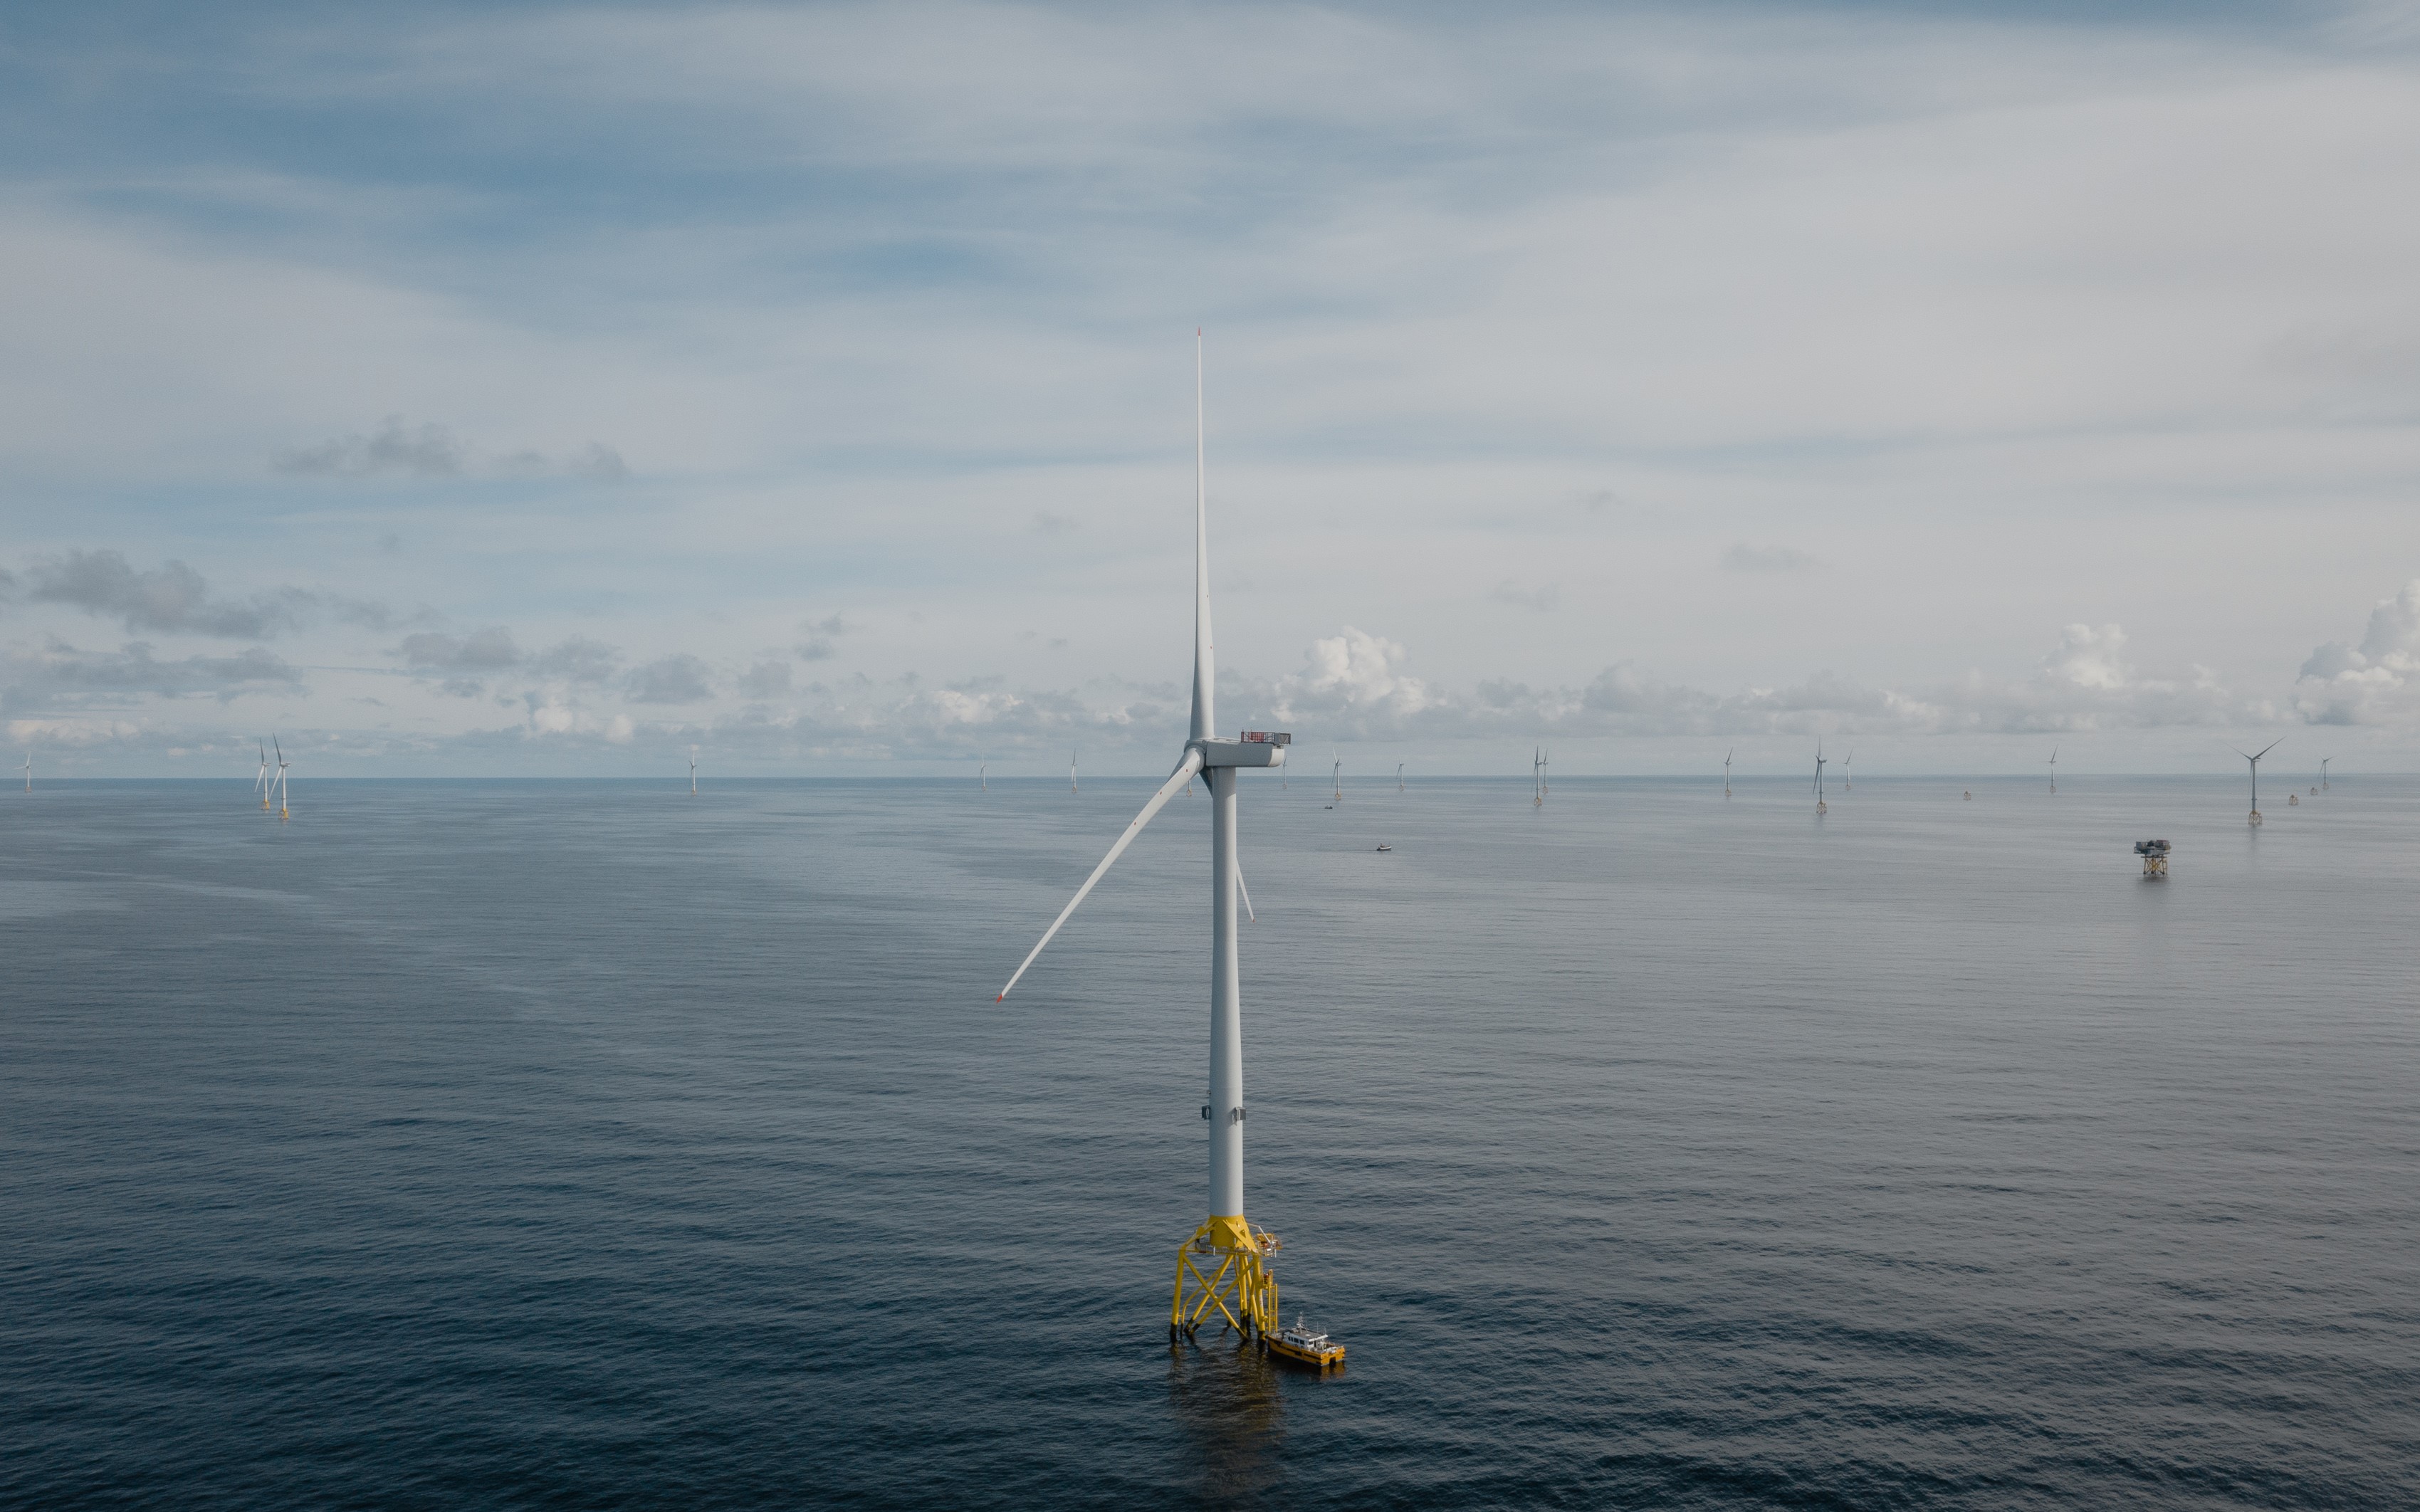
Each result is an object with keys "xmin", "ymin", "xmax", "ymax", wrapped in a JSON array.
[
  {"xmin": 2294, "ymin": 579, "xmax": 2420, "ymax": 725},
  {"xmin": 21, "ymin": 550, "xmax": 313, "ymax": 639},
  {"xmin": 278, "ymin": 417, "xmax": 465, "ymax": 478},
  {"xmin": 331, "ymin": 597, "xmax": 404, "ymax": 630},
  {"xmin": 2, "ymin": 640, "xmax": 303, "ymax": 709},
  {"xmin": 528, "ymin": 636, "xmax": 622, "ymax": 683},
  {"xmin": 1268, "ymin": 628, "xmax": 1435, "ymax": 730},
  {"xmin": 1721, "ymin": 542, "xmax": 1818, "ymax": 573},
  {"xmin": 797, "ymin": 613, "xmax": 852, "ymax": 661},
  {"xmin": 625, "ymin": 653, "xmax": 714, "ymax": 703},
  {"xmin": 738, "ymin": 660, "xmax": 792, "ymax": 698},
  {"xmin": 568, "ymin": 443, "xmax": 629, "ymax": 483},
  {"xmin": 2040, "ymin": 624, "xmax": 2130, "ymax": 691},
  {"xmin": 394, "ymin": 626, "xmax": 520, "ymax": 671},
  {"xmin": 277, "ymin": 418, "xmax": 629, "ymax": 483},
  {"xmin": 1230, "ymin": 617, "xmax": 2269, "ymax": 744},
  {"xmin": 1490, "ymin": 579, "xmax": 1559, "ymax": 611}
]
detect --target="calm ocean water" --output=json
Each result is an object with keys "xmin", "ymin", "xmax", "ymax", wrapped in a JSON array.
[{"xmin": 4, "ymin": 773, "xmax": 2417, "ymax": 1509}]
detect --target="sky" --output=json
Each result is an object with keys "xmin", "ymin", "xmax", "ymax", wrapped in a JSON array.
[{"xmin": 4, "ymin": 0, "xmax": 2419, "ymax": 778}]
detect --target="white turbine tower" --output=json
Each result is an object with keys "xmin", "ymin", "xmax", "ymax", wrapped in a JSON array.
[
  {"xmin": 1723, "ymin": 747, "xmax": 1732, "ymax": 799},
  {"xmin": 1531, "ymin": 747, "xmax": 1544, "ymax": 807},
  {"xmin": 690, "ymin": 748, "xmax": 699, "ymax": 796},
  {"xmin": 1845, "ymin": 749, "xmax": 1855, "ymax": 794},
  {"xmin": 1397, "ymin": 762, "xmax": 1405, "ymax": 794},
  {"xmin": 1071, "ymin": 748, "xmax": 1079, "ymax": 794},
  {"xmin": 2322, "ymin": 757, "xmax": 2331, "ymax": 791},
  {"xmin": 996, "ymin": 336, "xmax": 1294, "ymax": 1345},
  {"xmin": 273, "ymin": 736, "xmax": 290, "ymax": 822},
  {"xmin": 1331, "ymin": 750, "xmax": 1341, "ymax": 804},
  {"xmin": 2233, "ymin": 737, "xmax": 2282, "ymax": 826},
  {"xmin": 1813, "ymin": 742, "xmax": 1828, "ymax": 814},
  {"xmin": 980, "ymin": 754, "xmax": 988, "ymax": 792},
  {"xmin": 22, "ymin": 750, "xmax": 30, "ymax": 793},
  {"xmin": 2048, "ymin": 745, "xmax": 2058, "ymax": 794},
  {"xmin": 254, "ymin": 740, "xmax": 271, "ymax": 809}
]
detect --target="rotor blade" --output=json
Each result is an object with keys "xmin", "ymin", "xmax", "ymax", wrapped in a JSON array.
[
  {"xmin": 2253, "ymin": 737, "xmax": 2284, "ymax": 760},
  {"xmin": 1190, "ymin": 331, "xmax": 1214, "ymax": 743},
  {"xmin": 997, "ymin": 747, "xmax": 1206, "ymax": 1002},
  {"xmin": 1236, "ymin": 862, "xmax": 1256, "ymax": 923}
]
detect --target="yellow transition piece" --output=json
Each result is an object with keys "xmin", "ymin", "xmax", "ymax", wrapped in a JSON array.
[{"xmin": 1170, "ymin": 1213, "xmax": 1280, "ymax": 1341}]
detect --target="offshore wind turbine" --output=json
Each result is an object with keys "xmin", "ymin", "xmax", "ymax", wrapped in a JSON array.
[
  {"xmin": 2047, "ymin": 745, "xmax": 2058, "ymax": 794},
  {"xmin": 1071, "ymin": 748, "xmax": 1079, "ymax": 794},
  {"xmin": 2232, "ymin": 737, "xmax": 2282, "ymax": 826},
  {"xmin": 1845, "ymin": 749, "xmax": 1855, "ymax": 794},
  {"xmin": 1723, "ymin": 747, "xmax": 1732, "ymax": 799},
  {"xmin": 995, "ymin": 335, "xmax": 1295, "ymax": 1345},
  {"xmin": 690, "ymin": 748, "xmax": 699, "ymax": 796},
  {"xmin": 980, "ymin": 754, "xmax": 988, "ymax": 792},
  {"xmin": 1813, "ymin": 742, "xmax": 1828, "ymax": 814},
  {"xmin": 1531, "ymin": 747, "xmax": 1544, "ymax": 807},
  {"xmin": 2322, "ymin": 757, "xmax": 2331, "ymax": 791},
  {"xmin": 1397, "ymin": 762, "xmax": 1405, "ymax": 793},
  {"xmin": 1331, "ymin": 750, "xmax": 1341, "ymax": 804},
  {"xmin": 272, "ymin": 736, "xmax": 290, "ymax": 822},
  {"xmin": 254, "ymin": 740, "xmax": 271, "ymax": 809},
  {"xmin": 22, "ymin": 751, "xmax": 30, "ymax": 793}
]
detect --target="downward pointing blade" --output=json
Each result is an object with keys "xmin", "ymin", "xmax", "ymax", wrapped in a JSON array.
[{"xmin": 997, "ymin": 747, "xmax": 1207, "ymax": 1002}]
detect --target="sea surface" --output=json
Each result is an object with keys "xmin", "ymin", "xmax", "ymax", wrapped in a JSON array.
[{"xmin": 4, "ymin": 773, "xmax": 2418, "ymax": 1509}]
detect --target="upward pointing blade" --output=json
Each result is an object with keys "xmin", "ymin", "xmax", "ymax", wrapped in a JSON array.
[
  {"xmin": 997, "ymin": 747, "xmax": 1208, "ymax": 1002},
  {"xmin": 1190, "ymin": 331, "xmax": 1214, "ymax": 744}
]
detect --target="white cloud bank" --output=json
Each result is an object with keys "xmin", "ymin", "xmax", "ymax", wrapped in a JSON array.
[
  {"xmin": 2295, "ymin": 579, "xmax": 2420, "ymax": 726},
  {"xmin": 12, "ymin": 559, "xmax": 2413, "ymax": 773}
]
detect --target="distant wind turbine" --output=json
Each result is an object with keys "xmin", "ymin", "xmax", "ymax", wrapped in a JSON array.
[
  {"xmin": 2321, "ymin": 757, "xmax": 2330, "ymax": 791},
  {"xmin": 1331, "ymin": 750, "xmax": 1342, "ymax": 804},
  {"xmin": 1071, "ymin": 748, "xmax": 1079, "ymax": 794},
  {"xmin": 254, "ymin": 740, "xmax": 270, "ymax": 809},
  {"xmin": 1531, "ymin": 746, "xmax": 1543, "ymax": 807},
  {"xmin": 273, "ymin": 735, "xmax": 290, "ymax": 822},
  {"xmin": 980, "ymin": 753, "xmax": 988, "ymax": 792},
  {"xmin": 995, "ymin": 333, "xmax": 1296, "ymax": 1345},
  {"xmin": 1813, "ymin": 742, "xmax": 1828, "ymax": 814},
  {"xmin": 1397, "ymin": 762, "xmax": 1405, "ymax": 793},
  {"xmin": 2047, "ymin": 745, "xmax": 2058, "ymax": 794},
  {"xmin": 690, "ymin": 748, "xmax": 698, "ymax": 796},
  {"xmin": 22, "ymin": 750, "xmax": 30, "ymax": 793},
  {"xmin": 2231, "ymin": 737, "xmax": 2282, "ymax": 826},
  {"xmin": 1723, "ymin": 747, "xmax": 1732, "ymax": 799},
  {"xmin": 1845, "ymin": 749, "xmax": 1855, "ymax": 794}
]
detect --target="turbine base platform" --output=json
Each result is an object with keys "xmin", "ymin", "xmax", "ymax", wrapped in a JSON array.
[{"xmin": 1170, "ymin": 1214, "xmax": 1280, "ymax": 1343}]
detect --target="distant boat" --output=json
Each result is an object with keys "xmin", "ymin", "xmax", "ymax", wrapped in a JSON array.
[{"xmin": 1375, "ymin": 844, "xmax": 1392, "ymax": 852}]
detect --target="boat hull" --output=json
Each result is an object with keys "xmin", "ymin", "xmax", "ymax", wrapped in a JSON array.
[{"xmin": 1265, "ymin": 1337, "xmax": 1345, "ymax": 1368}]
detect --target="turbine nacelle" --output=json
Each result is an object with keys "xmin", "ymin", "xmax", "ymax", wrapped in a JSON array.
[{"xmin": 1196, "ymin": 735, "xmax": 1289, "ymax": 770}]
